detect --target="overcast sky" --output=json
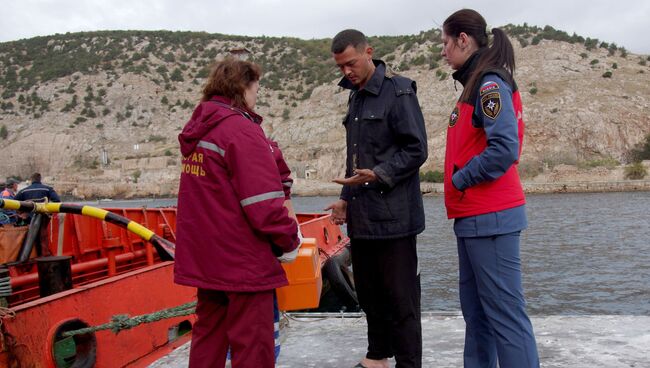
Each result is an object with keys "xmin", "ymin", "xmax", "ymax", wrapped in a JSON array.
[{"xmin": 1, "ymin": 0, "xmax": 649, "ymax": 54}]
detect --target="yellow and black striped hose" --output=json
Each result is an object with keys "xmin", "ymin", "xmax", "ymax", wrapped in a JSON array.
[{"xmin": 0, "ymin": 199, "xmax": 175, "ymax": 260}]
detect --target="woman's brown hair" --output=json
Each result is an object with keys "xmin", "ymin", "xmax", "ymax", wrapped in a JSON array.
[
  {"xmin": 443, "ymin": 9, "xmax": 515, "ymax": 102},
  {"xmin": 201, "ymin": 57, "xmax": 261, "ymax": 108}
]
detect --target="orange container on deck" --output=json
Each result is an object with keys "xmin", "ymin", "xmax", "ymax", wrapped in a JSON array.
[{"xmin": 276, "ymin": 237, "xmax": 322, "ymax": 311}]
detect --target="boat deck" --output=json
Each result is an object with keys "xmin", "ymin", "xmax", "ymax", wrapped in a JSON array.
[{"xmin": 148, "ymin": 313, "xmax": 650, "ymax": 367}]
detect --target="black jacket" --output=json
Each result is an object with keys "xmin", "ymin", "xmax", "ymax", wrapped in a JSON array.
[{"xmin": 339, "ymin": 60, "xmax": 428, "ymax": 239}]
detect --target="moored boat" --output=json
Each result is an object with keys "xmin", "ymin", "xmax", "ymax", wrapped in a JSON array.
[{"xmin": 0, "ymin": 199, "xmax": 351, "ymax": 367}]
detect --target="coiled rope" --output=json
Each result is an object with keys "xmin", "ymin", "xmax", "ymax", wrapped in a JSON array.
[{"xmin": 0, "ymin": 307, "xmax": 16, "ymax": 328}]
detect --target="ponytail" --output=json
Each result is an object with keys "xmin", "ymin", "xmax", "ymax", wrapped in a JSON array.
[
  {"xmin": 459, "ymin": 27, "xmax": 516, "ymax": 102},
  {"xmin": 443, "ymin": 9, "xmax": 516, "ymax": 102}
]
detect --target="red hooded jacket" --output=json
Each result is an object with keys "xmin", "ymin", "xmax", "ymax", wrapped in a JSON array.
[
  {"xmin": 270, "ymin": 140, "xmax": 293, "ymax": 200},
  {"xmin": 174, "ymin": 96, "xmax": 299, "ymax": 292}
]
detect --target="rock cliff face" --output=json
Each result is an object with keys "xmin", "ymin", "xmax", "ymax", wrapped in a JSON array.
[{"xmin": 0, "ymin": 29, "xmax": 648, "ymax": 198}]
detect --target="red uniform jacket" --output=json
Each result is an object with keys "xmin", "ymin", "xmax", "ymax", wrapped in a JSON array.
[
  {"xmin": 444, "ymin": 80, "xmax": 526, "ymax": 219},
  {"xmin": 269, "ymin": 140, "xmax": 293, "ymax": 199},
  {"xmin": 174, "ymin": 96, "xmax": 299, "ymax": 292}
]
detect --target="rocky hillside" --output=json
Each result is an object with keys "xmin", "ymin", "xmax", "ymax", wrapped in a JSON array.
[{"xmin": 0, "ymin": 26, "xmax": 649, "ymax": 198}]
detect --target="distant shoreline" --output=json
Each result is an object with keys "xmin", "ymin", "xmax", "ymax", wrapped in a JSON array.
[
  {"xmin": 291, "ymin": 180, "xmax": 650, "ymax": 197},
  {"xmin": 51, "ymin": 179, "xmax": 650, "ymax": 201}
]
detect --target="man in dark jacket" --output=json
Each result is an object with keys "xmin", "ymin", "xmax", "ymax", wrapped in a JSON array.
[
  {"xmin": 15, "ymin": 173, "xmax": 60, "ymax": 203},
  {"xmin": 325, "ymin": 29, "xmax": 428, "ymax": 368},
  {"xmin": 14, "ymin": 173, "xmax": 60, "ymax": 253}
]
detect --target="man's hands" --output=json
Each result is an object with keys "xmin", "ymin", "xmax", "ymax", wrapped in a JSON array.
[
  {"xmin": 332, "ymin": 169, "xmax": 377, "ymax": 186},
  {"xmin": 324, "ymin": 199, "xmax": 347, "ymax": 225},
  {"xmin": 327, "ymin": 169, "xmax": 377, "ymax": 225}
]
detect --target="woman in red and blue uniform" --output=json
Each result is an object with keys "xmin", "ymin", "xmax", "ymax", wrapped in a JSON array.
[{"xmin": 441, "ymin": 9, "xmax": 540, "ymax": 368}]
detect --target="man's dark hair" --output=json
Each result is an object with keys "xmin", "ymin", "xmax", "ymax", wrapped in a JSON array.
[
  {"xmin": 31, "ymin": 172, "xmax": 41, "ymax": 182},
  {"xmin": 331, "ymin": 29, "xmax": 368, "ymax": 54}
]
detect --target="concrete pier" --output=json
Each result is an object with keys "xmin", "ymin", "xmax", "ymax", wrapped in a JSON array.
[{"xmin": 148, "ymin": 313, "xmax": 650, "ymax": 367}]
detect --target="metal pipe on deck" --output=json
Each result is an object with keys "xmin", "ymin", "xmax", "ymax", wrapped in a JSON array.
[{"xmin": 10, "ymin": 250, "xmax": 149, "ymax": 288}]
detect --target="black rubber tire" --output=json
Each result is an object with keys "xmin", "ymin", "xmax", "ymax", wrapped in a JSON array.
[{"xmin": 321, "ymin": 246, "xmax": 358, "ymax": 311}]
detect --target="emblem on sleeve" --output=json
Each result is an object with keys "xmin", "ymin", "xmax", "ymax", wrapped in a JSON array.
[
  {"xmin": 481, "ymin": 92, "xmax": 501, "ymax": 119},
  {"xmin": 449, "ymin": 106, "xmax": 459, "ymax": 127},
  {"xmin": 479, "ymin": 81, "xmax": 499, "ymax": 95}
]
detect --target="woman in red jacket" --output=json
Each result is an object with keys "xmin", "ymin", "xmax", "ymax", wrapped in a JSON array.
[
  {"xmin": 175, "ymin": 58, "xmax": 300, "ymax": 368},
  {"xmin": 441, "ymin": 9, "xmax": 539, "ymax": 368}
]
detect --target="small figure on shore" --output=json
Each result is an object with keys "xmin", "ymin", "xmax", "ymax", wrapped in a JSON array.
[
  {"xmin": 325, "ymin": 29, "xmax": 428, "ymax": 368},
  {"xmin": 440, "ymin": 9, "xmax": 540, "ymax": 368},
  {"xmin": 0, "ymin": 178, "xmax": 20, "ymax": 224},
  {"xmin": 174, "ymin": 57, "xmax": 300, "ymax": 368}
]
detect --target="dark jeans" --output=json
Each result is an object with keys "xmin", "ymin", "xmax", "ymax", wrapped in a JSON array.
[{"xmin": 351, "ymin": 236, "xmax": 422, "ymax": 368}]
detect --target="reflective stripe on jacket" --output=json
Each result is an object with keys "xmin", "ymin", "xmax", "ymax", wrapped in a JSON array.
[
  {"xmin": 174, "ymin": 96, "xmax": 299, "ymax": 292},
  {"xmin": 14, "ymin": 182, "xmax": 61, "ymax": 203}
]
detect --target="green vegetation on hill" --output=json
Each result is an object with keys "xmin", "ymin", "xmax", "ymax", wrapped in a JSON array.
[
  {"xmin": 0, "ymin": 25, "xmax": 647, "ymax": 192},
  {"xmin": 0, "ymin": 29, "xmax": 443, "ymax": 106},
  {"xmin": 0, "ymin": 30, "xmax": 255, "ymax": 97},
  {"xmin": 0, "ymin": 26, "xmax": 640, "ymax": 114},
  {"xmin": 503, "ymin": 24, "xmax": 626, "ymax": 56}
]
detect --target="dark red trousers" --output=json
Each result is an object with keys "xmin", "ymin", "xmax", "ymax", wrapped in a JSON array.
[{"xmin": 189, "ymin": 288, "xmax": 275, "ymax": 368}]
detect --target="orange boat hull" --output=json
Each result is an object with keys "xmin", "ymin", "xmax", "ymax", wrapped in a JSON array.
[
  {"xmin": 2, "ymin": 262, "xmax": 195, "ymax": 368},
  {"xmin": 0, "ymin": 208, "xmax": 347, "ymax": 367}
]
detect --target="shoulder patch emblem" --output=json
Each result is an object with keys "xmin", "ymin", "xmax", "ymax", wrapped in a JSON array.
[
  {"xmin": 479, "ymin": 81, "xmax": 499, "ymax": 95},
  {"xmin": 449, "ymin": 106, "xmax": 459, "ymax": 127},
  {"xmin": 481, "ymin": 91, "xmax": 501, "ymax": 119}
]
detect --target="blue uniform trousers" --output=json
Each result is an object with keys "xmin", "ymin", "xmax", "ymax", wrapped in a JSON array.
[{"xmin": 457, "ymin": 232, "xmax": 539, "ymax": 368}]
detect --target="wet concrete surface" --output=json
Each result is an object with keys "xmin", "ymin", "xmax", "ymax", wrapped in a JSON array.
[{"xmin": 149, "ymin": 313, "xmax": 650, "ymax": 367}]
